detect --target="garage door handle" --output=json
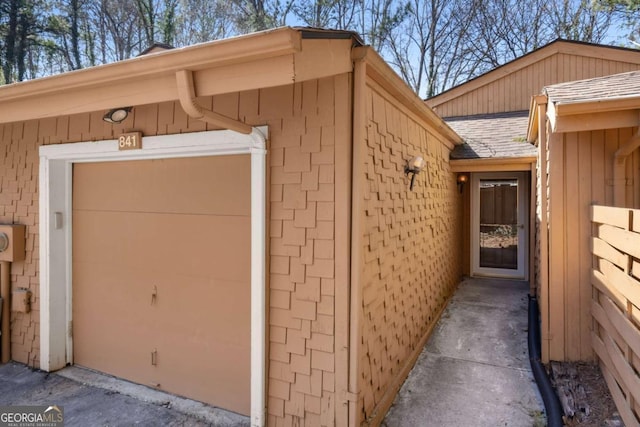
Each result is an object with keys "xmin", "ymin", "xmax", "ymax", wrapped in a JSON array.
[
  {"xmin": 151, "ymin": 349, "xmax": 157, "ymax": 366},
  {"xmin": 151, "ymin": 286, "xmax": 157, "ymax": 305}
]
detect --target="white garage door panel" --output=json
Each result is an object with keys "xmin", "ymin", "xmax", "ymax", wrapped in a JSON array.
[{"xmin": 72, "ymin": 156, "xmax": 251, "ymax": 416}]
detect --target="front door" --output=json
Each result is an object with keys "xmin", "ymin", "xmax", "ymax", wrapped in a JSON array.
[{"xmin": 471, "ymin": 172, "xmax": 528, "ymax": 279}]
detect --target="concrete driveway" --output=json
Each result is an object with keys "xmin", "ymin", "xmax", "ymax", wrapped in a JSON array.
[
  {"xmin": 383, "ymin": 277, "xmax": 546, "ymax": 427},
  {"xmin": 0, "ymin": 362, "xmax": 249, "ymax": 426}
]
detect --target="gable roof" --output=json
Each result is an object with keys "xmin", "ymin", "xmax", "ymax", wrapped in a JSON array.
[
  {"xmin": 544, "ymin": 69, "xmax": 640, "ymax": 105},
  {"xmin": 448, "ymin": 111, "xmax": 537, "ymax": 160},
  {"xmin": 138, "ymin": 42, "xmax": 175, "ymax": 56},
  {"xmin": 528, "ymin": 70, "xmax": 640, "ymax": 140},
  {"xmin": 427, "ymin": 39, "xmax": 640, "ymax": 111}
]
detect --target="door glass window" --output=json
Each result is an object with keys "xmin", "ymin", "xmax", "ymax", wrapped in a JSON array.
[{"xmin": 478, "ymin": 179, "xmax": 518, "ymax": 270}]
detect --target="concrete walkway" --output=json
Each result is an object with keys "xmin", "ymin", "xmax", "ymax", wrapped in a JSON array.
[{"xmin": 383, "ymin": 277, "xmax": 546, "ymax": 427}]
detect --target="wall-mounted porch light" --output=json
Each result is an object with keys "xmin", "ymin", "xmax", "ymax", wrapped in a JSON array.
[
  {"xmin": 457, "ymin": 173, "xmax": 468, "ymax": 193},
  {"xmin": 405, "ymin": 156, "xmax": 426, "ymax": 191},
  {"xmin": 0, "ymin": 232, "xmax": 8, "ymax": 252},
  {"xmin": 103, "ymin": 107, "xmax": 132, "ymax": 124}
]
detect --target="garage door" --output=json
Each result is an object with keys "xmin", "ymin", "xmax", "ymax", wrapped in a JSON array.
[{"xmin": 72, "ymin": 155, "xmax": 251, "ymax": 415}]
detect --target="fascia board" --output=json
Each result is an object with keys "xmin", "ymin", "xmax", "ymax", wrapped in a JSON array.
[
  {"xmin": 355, "ymin": 46, "xmax": 463, "ymax": 147},
  {"xmin": 0, "ymin": 28, "xmax": 302, "ymax": 123}
]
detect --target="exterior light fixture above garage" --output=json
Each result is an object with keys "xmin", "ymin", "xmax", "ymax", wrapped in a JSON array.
[{"xmin": 103, "ymin": 107, "xmax": 132, "ymax": 124}]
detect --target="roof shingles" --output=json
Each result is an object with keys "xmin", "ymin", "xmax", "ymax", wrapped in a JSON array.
[
  {"xmin": 445, "ymin": 111, "xmax": 537, "ymax": 160},
  {"xmin": 544, "ymin": 70, "xmax": 640, "ymax": 104}
]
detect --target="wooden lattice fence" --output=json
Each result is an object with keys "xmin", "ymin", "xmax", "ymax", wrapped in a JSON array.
[{"xmin": 591, "ymin": 205, "xmax": 640, "ymax": 426}]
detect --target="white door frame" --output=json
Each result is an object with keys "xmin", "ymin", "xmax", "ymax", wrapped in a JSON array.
[
  {"xmin": 471, "ymin": 171, "xmax": 528, "ymax": 279},
  {"xmin": 39, "ymin": 128, "xmax": 267, "ymax": 426}
]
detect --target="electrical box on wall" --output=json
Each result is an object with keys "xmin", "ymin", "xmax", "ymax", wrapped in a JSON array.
[{"xmin": 0, "ymin": 224, "xmax": 26, "ymax": 262}]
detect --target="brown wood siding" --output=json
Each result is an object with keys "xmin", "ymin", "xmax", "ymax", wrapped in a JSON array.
[
  {"xmin": 633, "ymin": 145, "xmax": 640, "ymax": 207},
  {"xmin": 357, "ymin": 79, "xmax": 463, "ymax": 422},
  {"xmin": 0, "ymin": 74, "xmax": 352, "ymax": 427},
  {"xmin": 534, "ymin": 122, "xmax": 549, "ymax": 359},
  {"xmin": 544, "ymin": 127, "xmax": 639, "ymax": 361},
  {"xmin": 534, "ymin": 133, "xmax": 545, "ymax": 308},
  {"xmin": 433, "ymin": 53, "xmax": 640, "ymax": 118}
]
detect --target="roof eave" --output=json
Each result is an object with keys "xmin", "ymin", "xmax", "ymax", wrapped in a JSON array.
[
  {"xmin": 527, "ymin": 94, "xmax": 548, "ymax": 142},
  {"xmin": 0, "ymin": 27, "xmax": 362, "ymax": 124},
  {"xmin": 353, "ymin": 46, "xmax": 463, "ymax": 147},
  {"xmin": 527, "ymin": 97, "xmax": 539, "ymax": 143},
  {"xmin": 544, "ymin": 94, "xmax": 640, "ymax": 134},
  {"xmin": 553, "ymin": 94, "xmax": 640, "ymax": 116},
  {"xmin": 0, "ymin": 27, "xmax": 301, "ymax": 103},
  {"xmin": 450, "ymin": 156, "xmax": 537, "ymax": 172},
  {"xmin": 0, "ymin": 28, "xmax": 304, "ymax": 124}
]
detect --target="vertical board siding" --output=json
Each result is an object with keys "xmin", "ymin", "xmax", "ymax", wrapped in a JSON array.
[
  {"xmin": 591, "ymin": 206, "xmax": 640, "ymax": 426},
  {"xmin": 634, "ymin": 149, "xmax": 640, "ymax": 207},
  {"xmin": 545, "ymin": 128, "xmax": 639, "ymax": 361},
  {"xmin": 433, "ymin": 53, "xmax": 640, "ymax": 118},
  {"xmin": 0, "ymin": 75, "xmax": 352, "ymax": 427},
  {"xmin": 534, "ymin": 123, "xmax": 550, "ymax": 359},
  {"xmin": 564, "ymin": 131, "xmax": 581, "ymax": 359},
  {"xmin": 548, "ymin": 132, "xmax": 566, "ymax": 361},
  {"xmin": 357, "ymin": 81, "xmax": 462, "ymax": 422},
  {"xmin": 578, "ymin": 131, "xmax": 594, "ymax": 360},
  {"xmin": 535, "ymin": 138, "xmax": 542, "ymax": 301}
]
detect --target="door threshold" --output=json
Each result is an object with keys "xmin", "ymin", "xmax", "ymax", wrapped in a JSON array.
[{"xmin": 470, "ymin": 274, "xmax": 528, "ymax": 282}]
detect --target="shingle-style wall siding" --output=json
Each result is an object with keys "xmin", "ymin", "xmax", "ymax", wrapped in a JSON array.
[
  {"xmin": 357, "ymin": 82, "xmax": 462, "ymax": 421},
  {"xmin": 2, "ymin": 101, "xmax": 244, "ymax": 366},
  {"xmin": 266, "ymin": 75, "xmax": 351, "ymax": 427},
  {"xmin": 0, "ymin": 75, "xmax": 351, "ymax": 427},
  {"xmin": 1, "ymin": 121, "xmax": 40, "ymax": 367}
]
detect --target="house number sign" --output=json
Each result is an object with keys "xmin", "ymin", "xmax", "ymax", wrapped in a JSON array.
[{"xmin": 118, "ymin": 132, "xmax": 142, "ymax": 150}]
